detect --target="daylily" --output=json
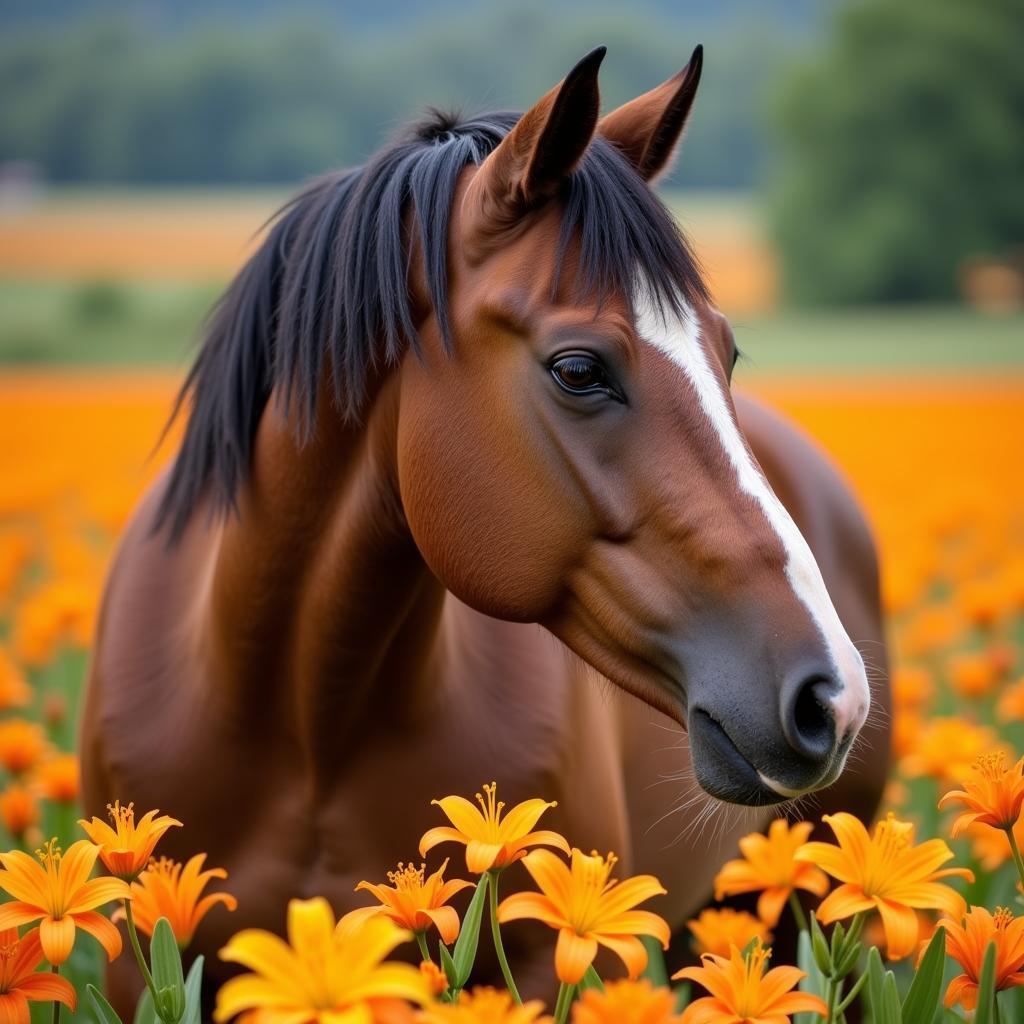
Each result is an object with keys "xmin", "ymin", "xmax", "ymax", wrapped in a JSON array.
[
  {"xmin": 498, "ymin": 848, "xmax": 668, "ymax": 984},
  {"xmin": 795, "ymin": 812, "xmax": 973, "ymax": 960},
  {"xmin": 418, "ymin": 987, "xmax": 550, "ymax": 1024},
  {"xmin": 0, "ymin": 839, "xmax": 130, "ymax": 965},
  {"xmin": 78, "ymin": 801, "xmax": 182, "ymax": 881},
  {"xmin": 120, "ymin": 854, "xmax": 237, "ymax": 947},
  {"xmin": 674, "ymin": 941, "xmax": 827, "ymax": 1024},
  {"xmin": 713, "ymin": 819, "xmax": 828, "ymax": 928},
  {"xmin": 420, "ymin": 782, "xmax": 569, "ymax": 874},
  {"xmin": 572, "ymin": 979, "xmax": 680, "ymax": 1024},
  {"xmin": 214, "ymin": 897, "xmax": 430, "ymax": 1024},
  {"xmin": 940, "ymin": 906, "xmax": 1024, "ymax": 1011},
  {"xmin": 687, "ymin": 907, "xmax": 771, "ymax": 959},
  {"xmin": 0, "ymin": 926, "xmax": 77, "ymax": 1023},
  {"xmin": 355, "ymin": 859, "xmax": 472, "ymax": 945},
  {"xmin": 939, "ymin": 752, "xmax": 1024, "ymax": 835}
]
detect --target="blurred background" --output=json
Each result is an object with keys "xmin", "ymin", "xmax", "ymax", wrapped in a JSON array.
[{"xmin": 0, "ymin": 6, "xmax": 1023, "ymax": 1013}]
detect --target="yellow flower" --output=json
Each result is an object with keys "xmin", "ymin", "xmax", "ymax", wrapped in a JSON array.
[
  {"xmin": 419, "ymin": 987, "xmax": 550, "ymax": 1024},
  {"xmin": 215, "ymin": 898, "xmax": 429, "ymax": 1024},
  {"xmin": 795, "ymin": 812, "xmax": 973, "ymax": 960},
  {"xmin": 713, "ymin": 820, "xmax": 828, "ymax": 928},
  {"xmin": 0, "ymin": 926, "xmax": 78, "ymax": 1021},
  {"xmin": 122, "ymin": 854, "xmax": 237, "ymax": 948},
  {"xmin": 497, "ymin": 849, "xmax": 668, "ymax": 984},
  {"xmin": 0, "ymin": 839, "xmax": 131, "ymax": 965},
  {"xmin": 941, "ymin": 906, "xmax": 1024, "ymax": 1011},
  {"xmin": 355, "ymin": 859, "xmax": 472, "ymax": 945},
  {"xmin": 572, "ymin": 979, "xmax": 680, "ymax": 1024},
  {"xmin": 900, "ymin": 718, "xmax": 997, "ymax": 783},
  {"xmin": 674, "ymin": 941, "xmax": 826, "ymax": 1024},
  {"xmin": 687, "ymin": 908, "xmax": 771, "ymax": 959},
  {"xmin": 420, "ymin": 783, "xmax": 569, "ymax": 874},
  {"xmin": 939, "ymin": 752, "xmax": 1024, "ymax": 836},
  {"xmin": 78, "ymin": 801, "xmax": 182, "ymax": 881}
]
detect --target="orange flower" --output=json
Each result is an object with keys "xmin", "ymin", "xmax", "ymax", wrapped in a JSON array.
[
  {"xmin": 941, "ymin": 906, "xmax": 1024, "ymax": 1011},
  {"xmin": 572, "ymin": 979, "xmax": 680, "ymax": 1024},
  {"xmin": 11, "ymin": 579, "xmax": 97, "ymax": 667},
  {"xmin": 687, "ymin": 908, "xmax": 771, "ymax": 959},
  {"xmin": 939, "ymin": 752, "xmax": 1024, "ymax": 836},
  {"xmin": 0, "ymin": 926, "xmax": 77, "ymax": 1022},
  {"xmin": 498, "ymin": 849, "xmax": 668, "ymax": 984},
  {"xmin": 0, "ymin": 721, "xmax": 49, "ymax": 777},
  {"xmin": 713, "ymin": 819, "xmax": 829, "ymax": 928},
  {"xmin": 0, "ymin": 839, "xmax": 131, "ymax": 964},
  {"xmin": 674, "ymin": 941, "xmax": 827, "ymax": 1024},
  {"xmin": 419, "ymin": 960, "xmax": 449, "ymax": 998},
  {"xmin": 949, "ymin": 652, "xmax": 998, "ymax": 698},
  {"xmin": 795, "ymin": 813, "xmax": 972, "ymax": 960},
  {"xmin": 78, "ymin": 801, "xmax": 182, "ymax": 880},
  {"xmin": 0, "ymin": 649, "xmax": 30, "ymax": 711},
  {"xmin": 891, "ymin": 665, "xmax": 933, "ymax": 711},
  {"xmin": 0, "ymin": 786, "xmax": 39, "ymax": 840},
  {"xmin": 31, "ymin": 756, "xmax": 79, "ymax": 805},
  {"xmin": 355, "ymin": 859, "xmax": 472, "ymax": 945},
  {"xmin": 900, "ymin": 718, "xmax": 997, "ymax": 783},
  {"xmin": 964, "ymin": 818, "xmax": 1024, "ymax": 870},
  {"xmin": 123, "ymin": 854, "xmax": 237, "ymax": 947},
  {"xmin": 998, "ymin": 677, "xmax": 1024, "ymax": 723},
  {"xmin": 420, "ymin": 783, "xmax": 569, "ymax": 874},
  {"xmin": 418, "ymin": 987, "xmax": 550, "ymax": 1024}
]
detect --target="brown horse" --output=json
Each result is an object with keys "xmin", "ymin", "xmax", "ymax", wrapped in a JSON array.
[{"xmin": 81, "ymin": 46, "xmax": 890, "ymax": 1010}]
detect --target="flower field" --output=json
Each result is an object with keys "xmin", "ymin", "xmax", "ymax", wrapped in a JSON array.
[{"xmin": 0, "ymin": 367, "xmax": 1022, "ymax": 1022}]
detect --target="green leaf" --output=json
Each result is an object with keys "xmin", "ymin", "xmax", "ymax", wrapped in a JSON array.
[
  {"xmin": 640, "ymin": 934, "xmax": 669, "ymax": 987},
  {"xmin": 88, "ymin": 984, "xmax": 125, "ymax": 1024},
  {"xmin": 578, "ymin": 965, "xmax": 604, "ymax": 993},
  {"xmin": 973, "ymin": 941, "xmax": 998, "ymax": 1024},
  {"xmin": 181, "ymin": 954, "xmax": 205, "ymax": 1024},
  {"xmin": 151, "ymin": 918, "xmax": 186, "ymax": 1024},
  {"xmin": 881, "ymin": 972, "xmax": 902, "ymax": 1024},
  {"xmin": 132, "ymin": 987, "xmax": 156, "ymax": 1024},
  {"xmin": 795, "ymin": 930, "xmax": 826, "ymax": 1024},
  {"xmin": 865, "ymin": 947, "xmax": 886, "ymax": 1021},
  {"xmin": 439, "ymin": 940, "xmax": 458, "ymax": 991},
  {"xmin": 452, "ymin": 874, "xmax": 488, "ymax": 988},
  {"xmin": 902, "ymin": 926, "xmax": 946, "ymax": 1024},
  {"xmin": 809, "ymin": 914, "xmax": 833, "ymax": 975}
]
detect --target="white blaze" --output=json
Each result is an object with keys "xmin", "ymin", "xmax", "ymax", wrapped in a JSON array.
[{"xmin": 634, "ymin": 288, "xmax": 870, "ymax": 753}]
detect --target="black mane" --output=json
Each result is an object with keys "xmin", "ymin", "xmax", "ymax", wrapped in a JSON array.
[{"xmin": 154, "ymin": 109, "xmax": 707, "ymax": 540}]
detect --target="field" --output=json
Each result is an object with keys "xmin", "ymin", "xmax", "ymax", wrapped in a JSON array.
[{"xmin": 1, "ymin": 189, "xmax": 1024, "ymax": 1021}]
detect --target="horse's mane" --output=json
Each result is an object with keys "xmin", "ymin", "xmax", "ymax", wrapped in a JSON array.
[{"xmin": 154, "ymin": 109, "xmax": 707, "ymax": 541}]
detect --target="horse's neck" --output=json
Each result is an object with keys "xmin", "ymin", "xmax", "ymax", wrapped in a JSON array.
[{"xmin": 203, "ymin": 375, "xmax": 446, "ymax": 777}]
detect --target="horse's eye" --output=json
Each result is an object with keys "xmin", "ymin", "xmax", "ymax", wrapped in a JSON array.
[{"xmin": 550, "ymin": 354, "xmax": 620, "ymax": 400}]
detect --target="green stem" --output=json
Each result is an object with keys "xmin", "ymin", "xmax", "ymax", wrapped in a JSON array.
[
  {"xmin": 487, "ymin": 870, "xmax": 522, "ymax": 1005},
  {"xmin": 833, "ymin": 970, "xmax": 868, "ymax": 1017},
  {"xmin": 823, "ymin": 978, "xmax": 836, "ymax": 1024},
  {"xmin": 124, "ymin": 899, "xmax": 157, "ymax": 997},
  {"xmin": 552, "ymin": 982, "xmax": 575, "ymax": 1024},
  {"xmin": 995, "ymin": 994, "xmax": 1004, "ymax": 1024},
  {"xmin": 51, "ymin": 965, "xmax": 61, "ymax": 1024},
  {"xmin": 1006, "ymin": 827, "xmax": 1024, "ymax": 895},
  {"xmin": 416, "ymin": 931, "xmax": 432, "ymax": 964},
  {"xmin": 788, "ymin": 891, "xmax": 809, "ymax": 933}
]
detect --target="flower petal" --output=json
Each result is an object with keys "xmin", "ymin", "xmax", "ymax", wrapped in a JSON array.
[
  {"xmin": 876, "ymin": 899, "xmax": 920, "ymax": 961},
  {"xmin": 594, "ymin": 933, "xmax": 648, "ymax": 979},
  {"xmin": 418, "ymin": 827, "xmax": 467, "ymax": 859},
  {"xmin": 39, "ymin": 916, "xmax": 75, "ymax": 966},
  {"xmin": 73, "ymin": 910, "xmax": 122, "ymax": 961},
  {"xmin": 554, "ymin": 929, "xmax": 597, "ymax": 984}
]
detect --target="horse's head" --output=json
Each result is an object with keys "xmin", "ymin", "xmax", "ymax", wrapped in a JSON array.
[{"xmin": 396, "ymin": 48, "xmax": 870, "ymax": 805}]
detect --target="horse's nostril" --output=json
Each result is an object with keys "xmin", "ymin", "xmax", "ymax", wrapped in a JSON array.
[{"xmin": 783, "ymin": 673, "xmax": 836, "ymax": 763}]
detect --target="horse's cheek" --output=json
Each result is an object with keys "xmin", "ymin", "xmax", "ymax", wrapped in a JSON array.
[{"xmin": 395, "ymin": 374, "xmax": 581, "ymax": 623}]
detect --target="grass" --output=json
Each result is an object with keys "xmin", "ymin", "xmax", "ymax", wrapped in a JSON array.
[{"xmin": 0, "ymin": 278, "xmax": 1021, "ymax": 372}]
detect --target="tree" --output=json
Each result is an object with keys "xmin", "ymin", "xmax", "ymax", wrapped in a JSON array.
[{"xmin": 770, "ymin": 0, "xmax": 1024, "ymax": 303}]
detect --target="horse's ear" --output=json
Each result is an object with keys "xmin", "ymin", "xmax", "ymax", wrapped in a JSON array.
[
  {"xmin": 464, "ymin": 46, "xmax": 605, "ymax": 243},
  {"xmin": 598, "ymin": 45, "xmax": 703, "ymax": 183}
]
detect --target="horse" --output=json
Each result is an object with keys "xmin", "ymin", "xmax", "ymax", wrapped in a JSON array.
[{"xmin": 81, "ymin": 45, "xmax": 890, "ymax": 1011}]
